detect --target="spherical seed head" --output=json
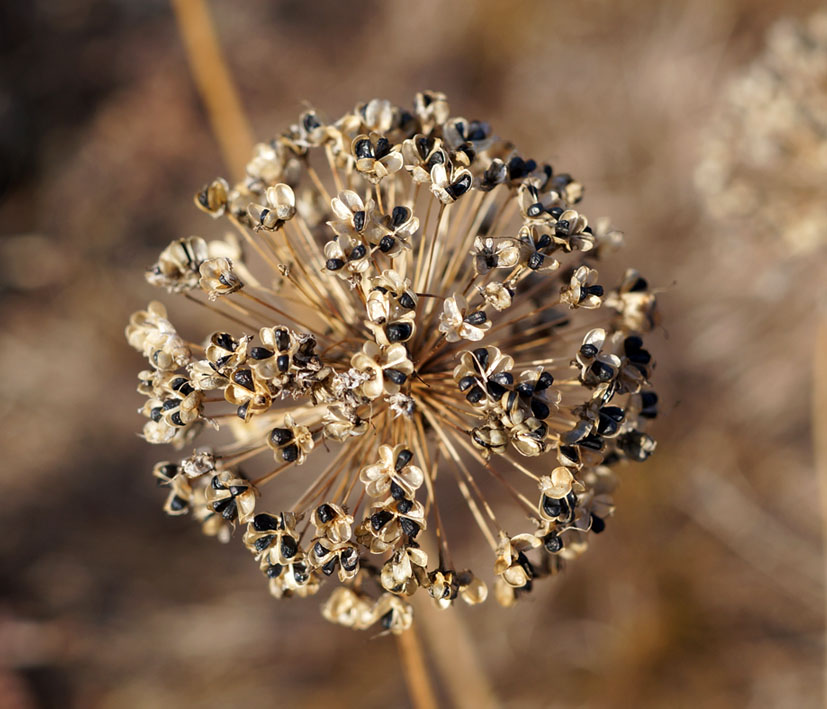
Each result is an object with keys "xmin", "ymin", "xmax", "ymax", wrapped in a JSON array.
[{"xmin": 126, "ymin": 92, "xmax": 662, "ymax": 634}]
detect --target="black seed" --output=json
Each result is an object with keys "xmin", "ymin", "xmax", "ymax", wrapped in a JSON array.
[
  {"xmin": 354, "ymin": 138, "xmax": 373, "ymax": 159},
  {"xmin": 536, "ymin": 234, "xmax": 552, "ymax": 250},
  {"xmin": 580, "ymin": 343, "xmax": 598, "ymax": 358},
  {"xmin": 326, "ymin": 258, "xmax": 345, "ymax": 271},
  {"xmin": 272, "ymin": 328, "xmax": 290, "ymax": 352},
  {"xmin": 170, "ymin": 412, "xmax": 184, "ymax": 427},
  {"xmin": 486, "ymin": 379, "xmax": 507, "ymax": 399},
  {"xmin": 314, "ymin": 541, "xmax": 328, "ymax": 558},
  {"xmin": 170, "ymin": 377, "xmax": 187, "ymax": 391},
  {"xmin": 531, "ymin": 399, "xmax": 550, "ymax": 420},
  {"xmin": 591, "ymin": 514, "xmax": 606, "ymax": 534},
  {"xmin": 232, "ymin": 368, "xmax": 254, "ymax": 390},
  {"xmin": 276, "ymin": 354, "xmax": 290, "ymax": 372},
  {"xmin": 321, "ymin": 558, "xmax": 337, "ymax": 576},
  {"xmin": 458, "ymin": 375, "xmax": 476, "ymax": 392},
  {"xmin": 374, "ymin": 137, "xmax": 391, "ymax": 159},
  {"xmin": 352, "ymin": 210, "xmax": 366, "ymax": 232},
  {"xmin": 555, "ymin": 220, "xmax": 571, "ymax": 236},
  {"xmin": 150, "ymin": 407, "xmax": 163, "ymax": 422},
  {"xmin": 228, "ymin": 485, "xmax": 248, "ymax": 497},
  {"xmin": 380, "ymin": 610, "xmax": 394, "ymax": 630},
  {"xmin": 387, "ymin": 322, "xmax": 413, "ymax": 342},
  {"xmin": 281, "ymin": 444, "xmax": 299, "ymax": 462},
  {"xmin": 400, "ymin": 518, "xmax": 420, "ymax": 538},
  {"xmin": 640, "ymin": 391, "xmax": 659, "ymax": 418},
  {"xmin": 257, "ymin": 208, "xmax": 271, "ymax": 225},
  {"xmin": 504, "ymin": 390, "xmax": 519, "ymax": 412},
  {"xmin": 467, "ymin": 120, "xmax": 488, "ymax": 141},
  {"xmin": 472, "ymin": 347, "xmax": 489, "ymax": 370},
  {"xmin": 250, "ymin": 347, "xmax": 273, "ymax": 360},
  {"xmin": 211, "ymin": 475, "xmax": 224, "ymax": 490},
  {"xmin": 341, "ymin": 548, "xmax": 358, "ymax": 570},
  {"xmin": 390, "ymin": 481, "xmax": 406, "ymax": 500},
  {"xmin": 427, "ymin": 150, "xmax": 445, "ymax": 168},
  {"xmin": 162, "ymin": 399, "xmax": 179, "ymax": 411},
  {"xmin": 281, "ymin": 535, "xmax": 298, "ymax": 559},
  {"xmin": 590, "ymin": 360, "xmax": 615, "ymax": 382},
  {"xmin": 580, "ymin": 433, "xmax": 604, "ymax": 451},
  {"xmin": 516, "ymin": 381, "xmax": 534, "ymax": 397},
  {"xmin": 601, "ymin": 406, "xmax": 625, "ymax": 422},
  {"xmin": 236, "ymin": 402, "xmax": 249, "ymax": 420},
  {"xmin": 597, "ymin": 416, "xmax": 619, "ymax": 437},
  {"xmin": 527, "ymin": 202, "xmax": 544, "ymax": 217},
  {"xmin": 583, "ymin": 284, "xmax": 604, "ymax": 298},
  {"xmin": 197, "ymin": 188, "xmax": 209, "ymax": 208},
  {"xmin": 537, "ymin": 371, "xmax": 554, "ymax": 390},
  {"xmin": 393, "ymin": 448, "xmax": 413, "ymax": 473},
  {"xmin": 158, "ymin": 463, "xmax": 178, "ymax": 479},
  {"xmin": 213, "ymin": 497, "xmax": 237, "ymax": 520},
  {"xmin": 446, "ymin": 173, "xmax": 472, "ymax": 200},
  {"xmin": 396, "ymin": 498, "xmax": 413, "ymax": 514},
  {"xmin": 542, "ymin": 495, "xmax": 563, "ymax": 518},
  {"xmin": 618, "ymin": 432, "xmax": 655, "ymax": 462},
  {"xmin": 216, "ymin": 355, "xmax": 232, "ymax": 369},
  {"xmin": 399, "ymin": 292, "xmax": 415, "ymax": 309},
  {"xmin": 253, "ymin": 514, "xmax": 280, "ymax": 532},
  {"xmin": 316, "ymin": 503, "xmax": 335, "ymax": 524},
  {"xmin": 392, "ymin": 206, "xmax": 409, "ymax": 227},
  {"xmin": 544, "ymin": 533, "xmax": 563, "ymax": 553},
  {"xmin": 270, "ymin": 427, "xmax": 293, "ymax": 446},
  {"xmin": 528, "ymin": 252, "xmax": 544, "ymax": 270},
  {"xmin": 371, "ymin": 509, "xmax": 393, "ymax": 531},
  {"xmin": 466, "ymin": 386, "xmax": 485, "ymax": 404},
  {"xmin": 384, "ymin": 368, "xmax": 407, "ymax": 385},
  {"xmin": 169, "ymin": 496, "xmax": 187, "ymax": 512},
  {"xmin": 516, "ymin": 551, "xmax": 535, "ymax": 580},
  {"xmin": 293, "ymin": 564, "xmax": 309, "ymax": 583},
  {"xmin": 560, "ymin": 445, "xmax": 579, "ymax": 463},
  {"xmin": 254, "ymin": 535, "xmax": 274, "ymax": 552},
  {"xmin": 349, "ymin": 244, "xmax": 366, "ymax": 261},
  {"xmin": 379, "ymin": 235, "xmax": 395, "ymax": 252},
  {"xmin": 464, "ymin": 310, "xmax": 487, "ymax": 325},
  {"xmin": 416, "ymin": 136, "xmax": 431, "ymax": 159},
  {"xmin": 303, "ymin": 112, "xmax": 320, "ymax": 131},
  {"xmin": 490, "ymin": 372, "xmax": 513, "ymax": 387},
  {"xmin": 265, "ymin": 564, "xmax": 283, "ymax": 579},
  {"xmin": 629, "ymin": 277, "xmax": 648, "ymax": 292},
  {"xmin": 549, "ymin": 206, "xmax": 564, "ymax": 219}
]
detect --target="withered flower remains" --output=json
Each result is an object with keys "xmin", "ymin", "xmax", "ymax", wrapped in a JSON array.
[{"xmin": 127, "ymin": 93, "xmax": 660, "ymax": 634}]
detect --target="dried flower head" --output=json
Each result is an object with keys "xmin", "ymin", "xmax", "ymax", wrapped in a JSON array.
[
  {"xmin": 127, "ymin": 93, "xmax": 661, "ymax": 634},
  {"xmin": 695, "ymin": 10, "xmax": 827, "ymax": 254}
]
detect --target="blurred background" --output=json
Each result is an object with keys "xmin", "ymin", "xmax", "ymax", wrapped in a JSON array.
[{"xmin": 1, "ymin": 0, "xmax": 825, "ymax": 706}]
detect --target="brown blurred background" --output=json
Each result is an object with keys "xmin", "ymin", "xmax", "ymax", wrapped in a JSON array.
[{"xmin": 1, "ymin": 0, "xmax": 824, "ymax": 707}]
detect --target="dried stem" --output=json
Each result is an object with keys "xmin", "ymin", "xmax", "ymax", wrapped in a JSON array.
[
  {"xmin": 170, "ymin": 0, "xmax": 254, "ymax": 177},
  {"xmin": 395, "ymin": 625, "xmax": 439, "ymax": 709}
]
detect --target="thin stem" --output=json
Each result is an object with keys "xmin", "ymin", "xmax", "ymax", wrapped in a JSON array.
[
  {"xmin": 170, "ymin": 0, "xmax": 253, "ymax": 177},
  {"xmin": 395, "ymin": 625, "xmax": 438, "ymax": 709}
]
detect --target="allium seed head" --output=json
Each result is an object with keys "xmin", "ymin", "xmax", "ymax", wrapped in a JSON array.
[{"xmin": 127, "ymin": 93, "xmax": 661, "ymax": 634}]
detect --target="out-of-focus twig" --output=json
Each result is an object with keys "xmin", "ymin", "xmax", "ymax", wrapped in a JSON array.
[
  {"xmin": 395, "ymin": 626, "xmax": 438, "ymax": 709},
  {"xmin": 170, "ymin": 0, "xmax": 254, "ymax": 177},
  {"xmin": 415, "ymin": 598, "xmax": 499, "ymax": 709},
  {"xmin": 813, "ymin": 315, "xmax": 827, "ymax": 700},
  {"xmin": 678, "ymin": 465, "xmax": 823, "ymax": 613}
]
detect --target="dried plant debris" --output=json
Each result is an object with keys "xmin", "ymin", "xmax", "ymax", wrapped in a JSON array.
[
  {"xmin": 127, "ymin": 92, "xmax": 660, "ymax": 634},
  {"xmin": 696, "ymin": 10, "xmax": 827, "ymax": 254}
]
